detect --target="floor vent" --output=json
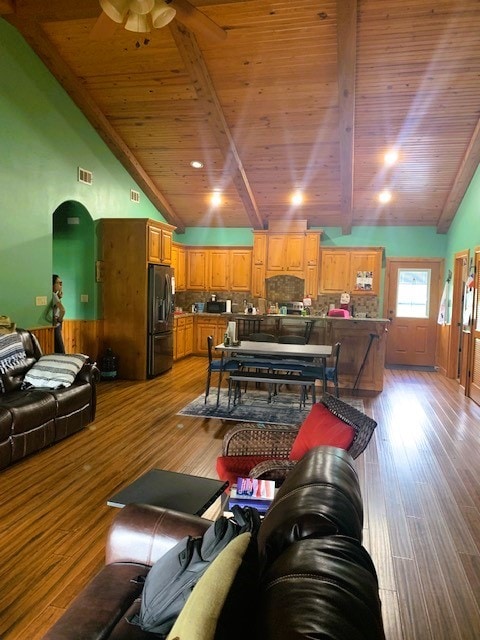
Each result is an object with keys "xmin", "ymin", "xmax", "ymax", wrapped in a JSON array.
[
  {"xmin": 130, "ymin": 189, "xmax": 140, "ymax": 203},
  {"xmin": 77, "ymin": 167, "xmax": 93, "ymax": 185}
]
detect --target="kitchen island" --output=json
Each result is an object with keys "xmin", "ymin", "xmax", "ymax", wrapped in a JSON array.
[{"xmin": 183, "ymin": 312, "xmax": 389, "ymax": 394}]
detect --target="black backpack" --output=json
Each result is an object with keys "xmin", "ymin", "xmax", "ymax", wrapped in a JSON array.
[{"xmin": 131, "ymin": 505, "xmax": 261, "ymax": 636}]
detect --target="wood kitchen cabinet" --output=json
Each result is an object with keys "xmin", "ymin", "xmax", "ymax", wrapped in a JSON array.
[
  {"xmin": 100, "ymin": 217, "xmax": 176, "ymax": 380},
  {"xmin": 186, "ymin": 247, "xmax": 252, "ymax": 292},
  {"xmin": 304, "ymin": 232, "xmax": 321, "ymax": 297},
  {"xmin": 266, "ymin": 233, "xmax": 304, "ymax": 275},
  {"xmin": 230, "ymin": 249, "xmax": 252, "ymax": 291},
  {"xmin": 209, "ymin": 249, "xmax": 230, "ymax": 290},
  {"xmin": 148, "ymin": 222, "xmax": 173, "ymax": 265},
  {"xmin": 319, "ymin": 248, "xmax": 383, "ymax": 295},
  {"xmin": 195, "ymin": 316, "xmax": 227, "ymax": 355},
  {"xmin": 174, "ymin": 315, "xmax": 194, "ymax": 360},
  {"xmin": 350, "ymin": 250, "xmax": 382, "ymax": 294},
  {"xmin": 187, "ymin": 249, "xmax": 208, "ymax": 290},
  {"xmin": 171, "ymin": 244, "xmax": 186, "ymax": 291},
  {"xmin": 252, "ymin": 232, "xmax": 267, "ymax": 297}
]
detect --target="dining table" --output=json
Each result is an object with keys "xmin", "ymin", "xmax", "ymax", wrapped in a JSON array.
[{"xmin": 214, "ymin": 340, "xmax": 332, "ymax": 407}]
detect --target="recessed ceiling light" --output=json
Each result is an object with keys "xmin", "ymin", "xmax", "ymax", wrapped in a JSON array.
[
  {"xmin": 211, "ymin": 192, "xmax": 222, "ymax": 206},
  {"xmin": 190, "ymin": 160, "xmax": 204, "ymax": 169},
  {"xmin": 384, "ymin": 150, "xmax": 398, "ymax": 166},
  {"xmin": 291, "ymin": 191, "xmax": 303, "ymax": 206},
  {"xmin": 378, "ymin": 189, "xmax": 392, "ymax": 204}
]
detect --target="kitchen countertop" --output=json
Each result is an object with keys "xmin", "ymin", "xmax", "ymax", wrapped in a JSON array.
[{"xmin": 175, "ymin": 312, "xmax": 389, "ymax": 322}]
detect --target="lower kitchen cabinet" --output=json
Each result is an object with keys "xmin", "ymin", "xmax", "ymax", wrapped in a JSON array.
[
  {"xmin": 174, "ymin": 315, "xmax": 194, "ymax": 361},
  {"xmin": 194, "ymin": 316, "xmax": 228, "ymax": 355}
]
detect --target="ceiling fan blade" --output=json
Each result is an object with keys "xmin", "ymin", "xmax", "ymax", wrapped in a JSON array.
[
  {"xmin": 90, "ymin": 11, "xmax": 119, "ymax": 40},
  {"xmin": 169, "ymin": 0, "xmax": 226, "ymax": 42}
]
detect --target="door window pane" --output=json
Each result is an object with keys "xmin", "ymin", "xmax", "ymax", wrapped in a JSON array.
[{"xmin": 396, "ymin": 269, "xmax": 431, "ymax": 318}]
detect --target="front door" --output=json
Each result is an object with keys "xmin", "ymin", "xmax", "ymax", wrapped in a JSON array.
[{"xmin": 384, "ymin": 258, "xmax": 443, "ymax": 366}]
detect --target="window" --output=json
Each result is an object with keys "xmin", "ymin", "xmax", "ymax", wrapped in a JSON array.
[{"xmin": 396, "ymin": 269, "xmax": 431, "ymax": 318}]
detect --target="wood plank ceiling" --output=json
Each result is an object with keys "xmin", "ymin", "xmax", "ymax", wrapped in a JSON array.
[{"xmin": 3, "ymin": 0, "xmax": 480, "ymax": 234}]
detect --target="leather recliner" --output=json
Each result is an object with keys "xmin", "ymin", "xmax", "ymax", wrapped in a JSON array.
[{"xmin": 0, "ymin": 329, "xmax": 99, "ymax": 470}]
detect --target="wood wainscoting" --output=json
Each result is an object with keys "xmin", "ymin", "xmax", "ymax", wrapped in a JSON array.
[
  {"xmin": 436, "ymin": 323, "xmax": 451, "ymax": 376},
  {"xmin": 29, "ymin": 320, "xmax": 103, "ymax": 360}
]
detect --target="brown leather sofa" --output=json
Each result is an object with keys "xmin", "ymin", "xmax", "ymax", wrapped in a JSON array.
[
  {"xmin": 0, "ymin": 329, "xmax": 99, "ymax": 470},
  {"xmin": 43, "ymin": 447, "xmax": 386, "ymax": 639}
]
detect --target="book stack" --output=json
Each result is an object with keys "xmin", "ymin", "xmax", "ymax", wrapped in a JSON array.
[{"xmin": 227, "ymin": 477, "xmax": 276, "ymax": 514}]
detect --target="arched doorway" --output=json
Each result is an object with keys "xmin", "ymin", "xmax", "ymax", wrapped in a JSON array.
[{"xmin": 52, "ymin": 201, "xmax": 97, "ymax": 354}]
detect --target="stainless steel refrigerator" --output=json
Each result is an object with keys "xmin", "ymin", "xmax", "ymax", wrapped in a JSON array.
[{"xmin": 147, "ymin": 264, "xmax": 175, "ymax": 377}]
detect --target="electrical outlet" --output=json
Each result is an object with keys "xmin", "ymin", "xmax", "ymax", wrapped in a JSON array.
[
  {"xmin": 81, "ymin": 294, "xmax": 89, "ymax": 303},
  {"xmin": 36, "ymin": 296, "xmax": 47, "ymax": 306}
]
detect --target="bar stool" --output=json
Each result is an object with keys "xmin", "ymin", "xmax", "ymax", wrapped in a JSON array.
[{"xmin": 236, "ymin": 317, "xmax": 261, "ymax": 340}]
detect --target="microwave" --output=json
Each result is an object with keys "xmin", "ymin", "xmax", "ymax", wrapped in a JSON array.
[{"xmin": 205, "ymin": 300, "xmax": 227, "ymax": 313}]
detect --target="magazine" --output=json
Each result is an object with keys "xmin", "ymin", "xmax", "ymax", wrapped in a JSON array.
[{"xmin": 236, "ymin": 477, "xmax": 275, "ymax": 500}]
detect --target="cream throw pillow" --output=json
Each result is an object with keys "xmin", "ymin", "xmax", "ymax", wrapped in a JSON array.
[{"xmin": 166, "ymin": 532, "xmax": 251, "ymax": 640}]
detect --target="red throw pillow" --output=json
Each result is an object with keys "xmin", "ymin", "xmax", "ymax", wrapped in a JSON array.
[
  {"xmin": 216, "ymin": 455, "xmax": 270, "ymax": 491},
  {"xmin": 289, "ymin": 402, "xmax": 355, "ymax": 461}
]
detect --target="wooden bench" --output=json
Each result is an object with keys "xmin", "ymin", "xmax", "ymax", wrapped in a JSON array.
[{"xmin": 227, "ymin": 370, "xmax": 317, "ymax": 409}]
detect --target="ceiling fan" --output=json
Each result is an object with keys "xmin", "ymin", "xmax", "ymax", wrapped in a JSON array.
[{"xmin": 91, "ymin": 0, "xmax": 227, "ymax": 42}]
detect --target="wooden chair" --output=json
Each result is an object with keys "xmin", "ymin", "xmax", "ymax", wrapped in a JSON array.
[
  {"xmin": 216, "ymin": 393, "xmax": 377, "ymax": 484},
  {"xmin": 204, "ymin": 335, "xmax": 240, "ymax": 404},
  {"xmin": 236, "ymin": 317, "xmax": 261, "ymax": 340}
]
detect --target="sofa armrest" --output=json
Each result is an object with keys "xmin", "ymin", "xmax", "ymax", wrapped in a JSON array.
[
  {"xmin": 106, "ymin": 503, "xmax": 211, "ymax": 567},
  {"xmin": 76, "ymin": 361, "xmax": 100, "ymax": 385}
]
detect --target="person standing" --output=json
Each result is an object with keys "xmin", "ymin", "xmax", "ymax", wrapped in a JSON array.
[{"xmin": 52, "ymin": 274, "xmax": 65, "ymax": 353}]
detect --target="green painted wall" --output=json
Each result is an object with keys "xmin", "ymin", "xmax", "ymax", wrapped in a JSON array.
[
  {"xmin": 0, "ymin": 18, "xmax": 478, "ymax": 331},
  {"xmin": 0, "ymin": 19, "xmax": 166, "ymax": 327},
  {"xmin": 445, "ymin": 163, "xmax": 480, "ymax": 273}
]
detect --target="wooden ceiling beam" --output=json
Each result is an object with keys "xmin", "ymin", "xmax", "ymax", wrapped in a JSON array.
[
  {"xmin": 8, "ymin": 18, "xmax": 186, "ymax": 232},
  {"xmin": 437, "ymin": 115, "xmax": 480, "ymax": 234},
  {"xmin": 171, "ymin": 0, "xmax": 227, "ymax": 43},
  {"xmin": 0, "ymin": 0, "xmax": 14, "ymax": 15},
  {"xmin": 336, "ymin": 0, "xmax": 357, "ymax": 236},
  {"xmin": 170, "ymin": 21, "xmax": 264, "ymax": 230}
]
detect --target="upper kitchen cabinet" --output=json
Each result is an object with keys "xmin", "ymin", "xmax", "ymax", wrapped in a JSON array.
[
  {"xmin": 252, "ymin": 232, "xmax": 267, "ymax": 297},
  {"xmin": 186, "ymin": 248, "xmax": 252, "ymax": 292},
  {"xmin": 229, "ymin": 249, "xmax": 252, "ymax": 291},
  {"xmin": 187, "ymin": 249, "xmax": 208, "ymax": 290},
  {"xmin": 147, "ymin": 221, "xmax": 174, "ymax": 265},
  {"xmin": 209, "ymin": 249, "xmax": 230, "ymax": 290},
  {"xmin": 319, "ymin": 248, "xmax": 383, "ymax": 295},
  {"xmin": 171, "ymin": 243, "xmax": 186, "ymax": 291},
  {"xmin": 266, "ymin": 234, "xmax": 304, "ymax": 275},
  {"xmin": 304, "ymin": 232, "xmax": 321, "ymax": 298}
]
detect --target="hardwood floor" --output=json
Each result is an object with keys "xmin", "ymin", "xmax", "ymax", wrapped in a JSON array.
[{"xmin": 1, "ymin": 357, "xmax": 480, "ymax": 639}]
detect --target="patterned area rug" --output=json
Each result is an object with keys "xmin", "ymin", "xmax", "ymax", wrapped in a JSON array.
[{"xmin": 177, "ymin": 389, "xmax": 364, "ymax": 426}]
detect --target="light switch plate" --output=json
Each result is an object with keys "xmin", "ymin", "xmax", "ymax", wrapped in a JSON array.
[
  {"xmin": 36, "ymin": 296, "xmax": 48, "ymax": 306},
  {"xmin": 80, "ymin": 294, "xmax": 89, "ymax": 302}
]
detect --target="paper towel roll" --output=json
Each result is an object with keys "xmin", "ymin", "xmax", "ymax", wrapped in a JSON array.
[{"xmin": 228, "ymin": 321, "xmax": 237, "ymax": 342}]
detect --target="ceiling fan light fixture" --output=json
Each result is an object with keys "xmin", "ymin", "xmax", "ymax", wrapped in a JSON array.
[
  {"xmin": 100, "ymin": 0, "xmax": 130, "ymax": 23},
  {"xmin": 151, "ymin": 1, "xmax": 176, "ymax": 28},
  {"xmin": 125, "ymin": 11, "xmax": 151, "ymax": 31},
  {"xmin": 129, "ymin": 0, "xmax": 155, "ymax": 15}
]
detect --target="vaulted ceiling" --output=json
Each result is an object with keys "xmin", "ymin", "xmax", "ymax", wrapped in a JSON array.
[{"xmin": 3, "ymin": 0, "xmax": 480, "ymax": 234}]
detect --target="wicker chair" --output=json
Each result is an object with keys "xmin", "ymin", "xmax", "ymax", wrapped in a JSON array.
[{"xmin": 217, "ymin": 393, "xmax": 377, "ymax": 484}]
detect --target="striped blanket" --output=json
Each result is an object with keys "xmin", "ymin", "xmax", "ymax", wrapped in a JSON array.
[{"xmin": 0, "ymin": 333, "xmax": 27, "ymax": 392}]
